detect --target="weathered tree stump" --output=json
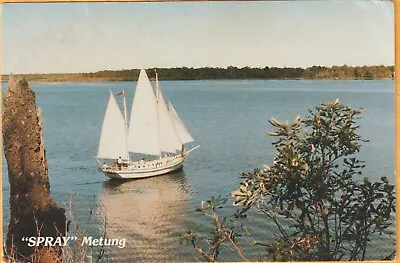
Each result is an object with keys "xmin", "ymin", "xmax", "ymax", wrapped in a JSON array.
[{"xmin": 3, "ymin": 78, "xmax": 66, "ymax": 262}]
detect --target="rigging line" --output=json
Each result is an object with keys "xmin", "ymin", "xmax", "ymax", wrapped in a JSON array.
[{"xmin": 122, "ymin": 91, "xmax": 130, "ymax": 162}]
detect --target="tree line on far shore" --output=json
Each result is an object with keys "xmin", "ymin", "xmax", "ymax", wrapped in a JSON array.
[{"xmin": 2, "ymin": 65, "xmax": 394, "ymax": 82}]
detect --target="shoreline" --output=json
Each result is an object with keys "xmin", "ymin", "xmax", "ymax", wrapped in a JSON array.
[
  {"xmin": 1, "ymin": 78, "xmax": 394, "ymax": 84},
  {"xmin": 1, "ymin": 65, "xmax": 394, "ymax": 83}
]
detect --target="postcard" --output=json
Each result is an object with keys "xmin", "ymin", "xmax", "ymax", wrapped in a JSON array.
[{"xmin": 1, "ymin": 1, "xmax": 396, "ymax": 262}]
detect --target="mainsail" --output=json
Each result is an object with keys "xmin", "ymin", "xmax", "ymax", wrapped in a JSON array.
[
  {"xmin": 168, "ymin": 102, "xmax": 194, "ymax": 144},
  {"xmin": 97, "ymin": 91, "xmax": 129, "ymax": 160},
  {"xmin": 128, "ymin": 69, "xmax": 182, "ymax": 156},
  {"xmin": 127, "ymin": 69, "xmax": 160, "ymax": 155}
]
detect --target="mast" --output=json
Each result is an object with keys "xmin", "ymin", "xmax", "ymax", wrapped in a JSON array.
[
  {"xmin": 122, "ymin": 91, "xmax": 130, "ymax": 162},
  {"xmin": 155, "ymin": 69, "xmax": 162, "ymax": 159}
]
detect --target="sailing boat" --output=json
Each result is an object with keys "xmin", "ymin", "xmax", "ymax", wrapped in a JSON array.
[{"xmin": 96, "ymin": 69, "xmax": 199, "ymax": 180}]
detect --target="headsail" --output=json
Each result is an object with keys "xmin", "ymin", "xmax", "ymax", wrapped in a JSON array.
[
  {"xmin": 156, "ymin": 84, "xmax": 183, "ymax": 152},
  {"xmin": 168, "ymin": 102, "xmax": 194, "ymax": 144},
  {"xmin": 97, "ymin": 91, "xmax": 129, "ymax": 160}
]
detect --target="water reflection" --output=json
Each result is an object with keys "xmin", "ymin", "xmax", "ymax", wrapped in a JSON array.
[{"xmin": 101, "ymin": 170, "xmax": 190, "ymax": 262}]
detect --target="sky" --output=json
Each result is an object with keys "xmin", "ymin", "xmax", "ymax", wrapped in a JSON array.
[{"xmin": 0, "ymin": 1, "xmax": 395, "ymax": 74}]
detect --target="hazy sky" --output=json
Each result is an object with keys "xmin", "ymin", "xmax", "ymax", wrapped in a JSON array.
[{"xmin": 1, "ymin": 1, "xmax": 394, "ymax": 74}]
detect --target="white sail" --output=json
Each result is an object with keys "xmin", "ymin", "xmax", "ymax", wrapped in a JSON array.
[
  {"xmin": 128, "ymin": 69, "xmax": 160, "ymax": 156},
  {"xmin": 168, "ymin": 102, "xmax": 194, "ymax": 144},
  {"xmin": 156, "ymin": 85, "xmax": 183, "ymax": 153},
  {"xmin": 97, "ymin": 91, "xmax": 129, "ymax": 160}
]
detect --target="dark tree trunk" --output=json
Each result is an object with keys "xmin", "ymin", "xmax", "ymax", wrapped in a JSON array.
[{"xmin": 3, "ymin": 78, "xmax": 66, "ymax": 262}]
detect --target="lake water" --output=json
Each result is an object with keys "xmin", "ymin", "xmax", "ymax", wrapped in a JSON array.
[{"xmin": 2, "ymin": 80, "xmax": 396, "ymax": 261}]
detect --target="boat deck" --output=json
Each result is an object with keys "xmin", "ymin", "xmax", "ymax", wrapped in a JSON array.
[{"xmin": 102, "ymin": 154, "xmax": 185, "ymax": 179}]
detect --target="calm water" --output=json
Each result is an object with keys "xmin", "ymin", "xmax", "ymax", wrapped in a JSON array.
[{"xmin": 2, "ymin": 80, "xmax": 395, "ymax": 261}]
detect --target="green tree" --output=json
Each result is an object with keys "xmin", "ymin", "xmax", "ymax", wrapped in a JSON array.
[
  {"xmin": 364, "ymin": 71, "xmax": 374, "ymax": 80},
  {"xmin": 184, "ymin": 100, "xmax": 395, "ymax": 262}
]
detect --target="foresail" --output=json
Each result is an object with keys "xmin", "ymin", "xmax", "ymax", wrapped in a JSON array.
[
  {"xmin": 128, "ymin": 69, "xmax": 161, "ymax": 156},
  {"xmin": 97, "ymin": 92, "xmax": 129, "ymax": 160},
  {"xmin": 157, "ymin": 88, "xmax": 183, "ymax": 153},
  {"xmin": 168, "ymin": 102, "xmax": 194, "ymax": 144}
]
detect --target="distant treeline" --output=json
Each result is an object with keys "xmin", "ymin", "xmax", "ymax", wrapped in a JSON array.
[{"xmin": 2, "ymin": 65, "xmax": 394, "ymax": 82}]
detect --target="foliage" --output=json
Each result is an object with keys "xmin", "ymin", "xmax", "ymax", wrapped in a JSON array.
[
  {"xmin": 181, "ymin": 195, "xmax": 248, "ymax": 262},
  {"xmin": 63, "ymin": 194, "xmax": 109, "ymax": 263},
  {"xmin": 2, "ymin": 65, "xmax": 394, "ymax": 82},
  {"xmin": 185, "ymin": 100, "xmax": 395, "ymax": 262},
  {"xmin": 232, "ymin": 99, "xmax": 395, "ymax": 261}
]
